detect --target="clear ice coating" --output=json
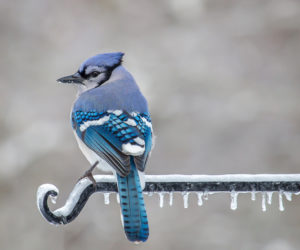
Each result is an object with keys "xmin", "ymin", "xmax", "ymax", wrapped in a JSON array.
[
  {"xmin": 251, "ymin": 190, "xmax": 256, "ymax": 201},
  {"xmin": 104, "ymin": 193, "xmax": 110, "ymax": 205},
  {"xmin": 169, "ymin": 192, "xmax": 173, "ymax": 206},
  {"xmin": 284, "ymin": 192, "xmax": 292, "ymax": 201},
  {"xmin": 183, "ymin": 192, "xmax": 190, "ymax": 208},
  {"xmin": 203, "ymin": 191, "xmax": 209, "ymax": 200},
  {"xmin": 159, "ymin": 193, "xmax": 164, "ymax": 208},
  {"xmin": 116, "ymin": 193, "xmax": 120, "ymax": 204},
  {"xmin": 197, "ymin": 192, "xmax": 203, "ymax": 206},
  {"xmin": 279, "ymin": 191, "xmax": 284, "ymax": 211},
  {"xmin": 230, "ymin": 191, "xmax": 238, "ymax": 210},
  {"xmin": 50, "ymin": 194, "xmax": 57, "ymax": 204},
  {"xmin": 267, "ymin": 192, "xmax": 273, "ymax": 205},
  {"xmin": 261, "ymin": 192, "xmax": 266, "ymax": 212}
]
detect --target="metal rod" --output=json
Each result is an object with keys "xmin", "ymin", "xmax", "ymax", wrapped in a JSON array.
[{"xmin": 37, "ymin": 174, "xmax": 300, "ymax": 225}]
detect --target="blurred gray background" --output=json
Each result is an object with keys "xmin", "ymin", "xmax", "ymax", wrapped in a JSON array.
[{"xmin": 1, "ymin": 0, "xmax": 300, "ymax": 249}]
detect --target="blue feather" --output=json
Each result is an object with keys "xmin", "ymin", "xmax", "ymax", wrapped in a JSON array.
[
  {"xmin": 79, "ymin": 52, "xmax": 124, "ymax": 73},
  {"xmin": 73, "ymin": 66, "xmax": 149, "ymax": 113},
  {"xmin": 72, "ymin": 109, "xmax": 152, "ymax": 178},
  {"xmin": 117, "ymin": 157, "xmax": 149, "ymax": 242}
]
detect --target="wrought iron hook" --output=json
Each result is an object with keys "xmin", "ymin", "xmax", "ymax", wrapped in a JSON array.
[{"xmin": 37, "ymin": 174, "xmax": 300, "ymax": 225}]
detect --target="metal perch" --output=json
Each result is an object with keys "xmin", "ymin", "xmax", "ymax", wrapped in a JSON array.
[{"xmin": 37, "ymin": 174, "xmax": 300, "ymax": 225}]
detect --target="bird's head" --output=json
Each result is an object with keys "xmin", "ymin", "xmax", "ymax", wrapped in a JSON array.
[{"xmin": 57, "ymin": 52, "xmax": 124, "ymax": 91}]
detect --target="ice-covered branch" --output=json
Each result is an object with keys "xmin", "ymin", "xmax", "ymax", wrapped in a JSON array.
[{"xmin": 37, "ymin": 174, "xmax": 300, "ymax": 225}]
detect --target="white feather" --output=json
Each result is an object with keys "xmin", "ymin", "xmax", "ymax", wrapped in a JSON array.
[
  {"xmin": 134, "ymin": 137, "xmax": 145, "ymax": 146},
  {"xmin": 125, "ymin": 118, "xmax": 137, "ymax": 126},
  {"xmin": 130, "ymin": 112, "xmax": 138, "ymax": 117},
  {"xmin": 122, "ymin": 143, "xmax": 145, "ymax": 156},
  {"xmin": 141, "ymin": 117, "xmax": 152, "ymax": 132},
  {"xmin": 110, "ymin": 110, "xmax": 123, "ymax": 116},
  {"xmin": 79, "ymin": 115, "xmax": 110, "ymax": 132}
]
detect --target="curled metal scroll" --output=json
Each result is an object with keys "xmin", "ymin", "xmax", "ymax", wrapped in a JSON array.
[{"xmin": 37, "ymin": 174, "xmax": 300, "ymax": 225}]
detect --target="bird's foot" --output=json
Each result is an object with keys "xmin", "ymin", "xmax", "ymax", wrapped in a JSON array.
[{"xmin": 78, "ymin": 161, "xmax": 99, "ymax": 189}]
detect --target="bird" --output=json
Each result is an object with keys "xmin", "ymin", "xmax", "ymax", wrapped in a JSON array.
[{"xmin": 57, "ymin": 52, "xmax": 152, "ymax": 243}]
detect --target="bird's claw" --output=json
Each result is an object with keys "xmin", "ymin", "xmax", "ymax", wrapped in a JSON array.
[{"xmin": 78, "ymin": 161, "xmax": 99, "ymax": 189}]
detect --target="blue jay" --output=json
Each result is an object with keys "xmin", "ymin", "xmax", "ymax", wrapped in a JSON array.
[{"xmin": 57, "ymin": 52, "xmax": 152, "ymax": 243}]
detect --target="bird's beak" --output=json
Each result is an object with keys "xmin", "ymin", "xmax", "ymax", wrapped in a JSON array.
[{"xmin": 57, "ymin": 72, "xmax": 84, "ymax": 85}]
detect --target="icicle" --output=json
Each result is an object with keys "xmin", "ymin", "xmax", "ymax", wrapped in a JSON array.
[
  {"xmin": 230, "ymin": 191, "xmax": 238, "ymax": 210},
  {"xmin": 203, "ymin": 191, "xmax": 209, "ymax": 200},
  {"xmin": 267, "ymin": 192, "xmax": 273, "ymax": 205},
  {"xmin": 116, "ymin": 193, "xmax": 120, "ymax": 204},
  {"xmin": 284, "ymin": 192, "xmax": 292, "ymax": 201},
  {"xmin": 169, "ymin": 192, "xmax": 173, "ymax": 206},
  {"xmin": 261, "ymin": 192, "xmax": 266, "ymax": 212},
  {"xmin": 279, "ymin": 191, "xmax": 284, "ymax": 211},
  {"xmin": 183, "ymin": 192, "xmax": 190, "ymax": 208},
  {"xmin": 50, "ymin": 195, "xmax": 57, "ymax": 204},
  {"xmin": 104, "ymin": 193, "xmax": 110, "ymax": 205},
  {"xmin": 159, "ymin": 193, "xmax": 164, "ymax": 208},
  {"xmin": 251, "ymin": 190, "xmax": 256, "ymax": 201},
  {"xmin": 197, "ymin": 192, "xmax": 203, "ymax": 206}
]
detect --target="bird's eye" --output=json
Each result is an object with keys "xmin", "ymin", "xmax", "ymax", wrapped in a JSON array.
[{"xmin": 89, "ymin": 71, "xmax": 100, "ymax": 78}]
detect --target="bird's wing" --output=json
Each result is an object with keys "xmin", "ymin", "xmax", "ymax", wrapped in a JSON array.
[{"xmin": 72, "ymin": 110, "xmax": 152, "ymax": 176}]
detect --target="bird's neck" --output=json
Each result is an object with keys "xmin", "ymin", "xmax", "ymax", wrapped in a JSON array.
[{"xmin": 106, "ymin": 65, "xmax": 132, "ymax": 83}]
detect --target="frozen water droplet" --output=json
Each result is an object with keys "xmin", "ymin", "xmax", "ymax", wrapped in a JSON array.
[
  {"xmin": 159, "ymin": 193, "xmax": 164, "ymax": 208},
  {"xmin": 104, "ymin": 193, "xmax": 110, "ymax": 205},
  {"xmin": 251, "ymin": 190, "xmax": 256, "ymax": 201},
  {"xmin": 116, "ymin": 193, "xmax": 120, "ymax": 204},
  {"xmin": 197, "ymin": 192, "xmax": 203, "ymax": 206},
  {"xmin": 169, "ymin": 192, "xmax": 173, "ymax": 206},
  {"xmin": 203, "ymin": 191, "xmax": 209, "ymax": 200},
  {"xmin": 183, "ymin": 192, "xmax": 190, "ymax": 208},
  {"xmin": 261, "ymin": 192, "xmax": 266, "ymax": 212},
  {"xmin": 284, "ymin": 192, "xmax": 292, "ymax": 201},
  {"xmin": 230, "ymin": 191, "xmax": 238, "ymax": 210},
  {"xmin": 147, "ymin": 192, "xmax": 153, "ymax": 197},
  {"xmin": 50, "ymin": 195, "xmax": 57, "ymax": 204},
  {"xmin": 279, "ymin": 191, "xmax": 285, "ymax": 211},
  {"xmin": 267, "ymin": 192, "xmax": 273, "ymax": 205}
]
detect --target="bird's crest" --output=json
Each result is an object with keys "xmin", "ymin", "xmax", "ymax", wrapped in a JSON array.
[{"xmin": 79, "ymin": 52, "xmax": 124, "ymax": 73}]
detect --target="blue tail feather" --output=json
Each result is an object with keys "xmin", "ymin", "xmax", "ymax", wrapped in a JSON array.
[{"xmin": 117, "ymin": 157, "xmax": 149, "ymax": 242}]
